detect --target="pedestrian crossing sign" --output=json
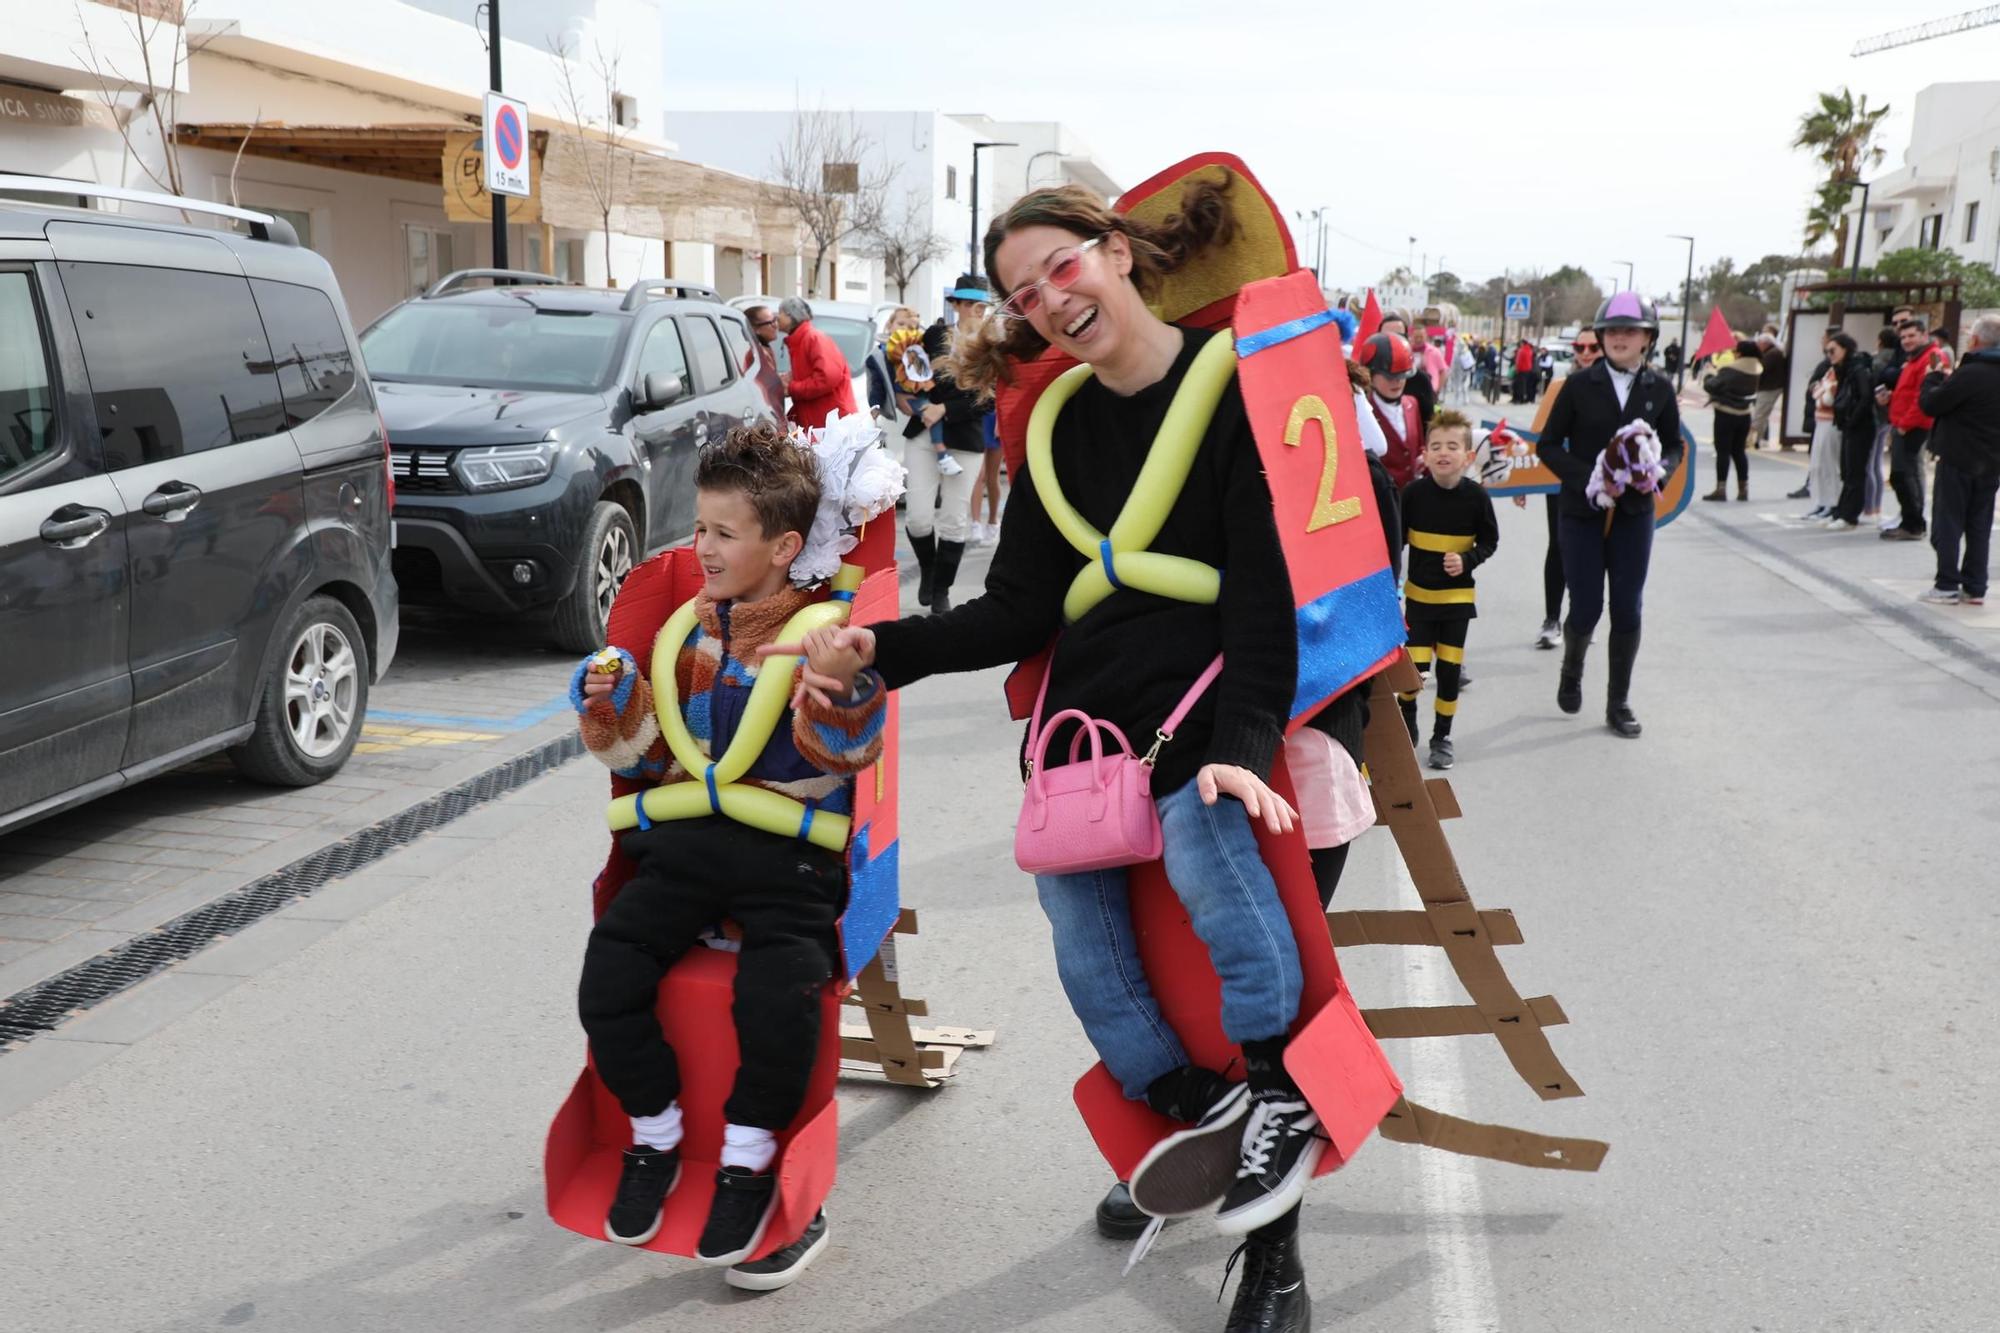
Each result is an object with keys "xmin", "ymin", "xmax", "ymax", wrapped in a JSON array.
[{"xmin": 1505, "ymin": 292, "xmax": 1532, "ymax": 321}]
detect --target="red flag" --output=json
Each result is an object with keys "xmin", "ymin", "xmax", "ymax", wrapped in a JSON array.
[
  {"xmin": 1693, "ymin": 305, "xmax": 1734, "ymax": 364},
  {"xmin": 1355, "ymin": 288, "xmax": 1383, "ymax": 344}
]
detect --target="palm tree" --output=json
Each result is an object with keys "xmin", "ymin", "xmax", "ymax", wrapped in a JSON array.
[{"xmin": 1793, "ymin": 88, "xmax": 1890, "ymax": 263}]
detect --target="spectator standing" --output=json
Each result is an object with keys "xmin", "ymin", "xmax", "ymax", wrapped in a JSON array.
[
  {"xmin": 1801, "ymin": 334, "xmax": 1854, "ymax": 520},
  {"xmin": 1828, "ymin": 333, "xmax": 1876, "ymax": 530},
  {"xmin": 1887, "ymin": 315, "xmax": 1941, "ymax": 540},
  {"xmin": 1662, "ymin": 339, "xmax": 1683, "ymax": 378},
  {"xmin": 1751, "ymin": 325, "xmax": 1788, "ymax": 450},
  {"xmin": 1701, "ymin": 338, "xmax": 1762, "ymax": 501},
  {"xmin": 1866, "ymin": 326, "xmax": 1901, "ymax": 524},
  {"xmin": 777, "ymin": 297, "xmax": 858, "ymax": 433},
  {"xmin": 743, "ymin": 305, "xmax": 787, "ymax": 419},
  {"xmin": 866, "ymin": 305, "xmax": 922, "ymax": 431},
  {"xmin": 1917, "ymin": 314, "xmax": 2000, "ymax": 604},
  {"xmin": 1512, "ymin": 338, "xmax": 1537, "ymax": 402}
]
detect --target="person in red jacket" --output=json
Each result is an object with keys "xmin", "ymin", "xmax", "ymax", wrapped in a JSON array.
[
  {"xmin": 777, "ymin": 297, "xmax": 858, "ymax": 432},
  {"xmin": 1511, "ymin": 338, "xmax": 1538, "ymax": 403},
  {"xmin": 1887, "ymin": 315, "xmax": 1945, "ymax": 538}
]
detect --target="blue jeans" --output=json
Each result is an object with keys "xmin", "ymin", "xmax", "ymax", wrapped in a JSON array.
[{"xmin": 1034, "ymin": 777, "xmax": 1303, "ymax": 1100}]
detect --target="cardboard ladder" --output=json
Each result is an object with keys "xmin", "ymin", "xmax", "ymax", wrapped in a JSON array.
[
  {"xmin": 1334, "ymin": 656, "xmax": 1610, "ymax": 1172},
  {"xmin": 838, "ymin": 908, "xmax": 995, "ymax": 1088}
]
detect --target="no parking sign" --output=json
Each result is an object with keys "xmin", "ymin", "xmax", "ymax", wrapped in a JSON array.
[{"xmin": 483, "ymin": 91, "xmax": 531, "ymax": 198}]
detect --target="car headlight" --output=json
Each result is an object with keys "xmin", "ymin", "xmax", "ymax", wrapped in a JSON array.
[{"xmin": 454, "ymin": 441, "xmax": 558, "ymax": 492}]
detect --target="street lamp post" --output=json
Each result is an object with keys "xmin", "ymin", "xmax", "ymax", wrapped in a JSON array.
[
  {"xmin": 487, "ymin": 0, "xmax": 506, "ymax": 270},
  {"xmin": 1613, "ymin": 260, "xmax": 1634, "ymax": 293},
  {"xmin": 969, "ymin": 141, "xmax": 1018, "ymax": 278},
  {"xmin": 1668, "ymin": 234, "xmax": 1695, "ymax": 391}
]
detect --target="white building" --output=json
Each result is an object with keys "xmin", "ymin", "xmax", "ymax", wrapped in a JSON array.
[
  {"xmin": 666, "ymin": 109, "xmax": 1119, "ymax": 317},
  {"xmin": 1, "ymin": 0, "xmax": 801, "ymax": 324},
  {"xmin": 1840, "ymin": 81, "xmax": 2000, "ymax": 273}
]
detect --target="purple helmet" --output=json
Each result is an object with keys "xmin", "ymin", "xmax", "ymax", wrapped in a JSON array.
[{"xmin": 1593, "ymin": 291, "xmax": 1658, "ymax": 332}]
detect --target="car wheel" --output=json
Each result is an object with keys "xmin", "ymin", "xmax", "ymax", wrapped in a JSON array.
[
  {"xmin": 229, "ymin": 595, "xmax": 370, "ymax": 786},
  {"xmin": 551, "ymin": 501, "xmax": 636, "ymax": 653}
]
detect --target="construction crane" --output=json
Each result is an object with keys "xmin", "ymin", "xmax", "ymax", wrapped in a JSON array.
[{"xmin": 1853, "ymin": 4, "xmax": 2000, "ymax": 56}]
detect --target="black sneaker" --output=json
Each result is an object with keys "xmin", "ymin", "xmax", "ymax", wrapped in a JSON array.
[
  {"xmin": 725, "ymin": 1209, "xmax": 829, "ymax": 1291},
  {"xmin": 1220, "ymin": 1232, "xmax": 1312, "ymax": 1333},
  {"xmin": 695, "ymin": 1166, "xmax": 778, "ymax": 1266},
  {"xmin": 1128, "ymin": 1080, "xmax": 1252, "ymax": 1218},
  {"xmin": 1427, "ymin": 735, "xmax": 1455, "ymax": 771},
  {"xmin": 1214, "ymin": 1092, "xmax": 1326, "ymax": 1236},
  {"xmin": 1095, "ymin": 1180, "xmax": 1151, "ymax": 1240},
  {"xmin": 604, "ymin": 1144, "xmax": 680, "ymax": 1245}
]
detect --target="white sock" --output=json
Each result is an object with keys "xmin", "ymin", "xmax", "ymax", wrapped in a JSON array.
[
  {"xmin": 719, "ymin": 1122, "xmax": 777, "ymax": 1173},
  {"xmin": 630, "ymin": 1103, "xmax": 683, "ymax": 1152}
]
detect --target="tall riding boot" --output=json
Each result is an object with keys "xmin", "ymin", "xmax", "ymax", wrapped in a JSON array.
[
  {"xmin": 930, "ymin": 539, "xmax": 965, "ymax": 615},
  {"xmin": 1556, "ymin": 632, "xmax": 1588, "ymax": 715},
  {"xmin": 908, "ymin": 531, "xmax": 936, "ymax": 607},
  {"xmin": 1606, "ymin": 629, "xmax": 1642, "ymax": 738}
]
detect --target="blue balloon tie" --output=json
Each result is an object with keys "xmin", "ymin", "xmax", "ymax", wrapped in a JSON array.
[
  {"xmin": 1099, "ymin": 538, "xmax": 1125, "ymax": 591},
  {"xmin": 633, "ymin": 797, "xmax": 653, "ymax": 831},
  {"xmin": 798, "ymin": 798, "xmax": 819, "ymax": 842},
  {"xmin": 703, "ymin": 764, "xmax": 722, "ymax": 814},
  {"xmin": 830, "ymin": 589, "xmax": 855, "ymax": 603}
]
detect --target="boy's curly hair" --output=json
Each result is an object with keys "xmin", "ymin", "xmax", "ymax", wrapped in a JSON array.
[{"xmin": 695, "ymin": 421, "xmax": 820, "ymax": 541}]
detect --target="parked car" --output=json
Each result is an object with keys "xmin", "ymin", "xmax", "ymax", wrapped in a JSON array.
[
  {"xmin": 725, "ymin": 294, "xmax": 873, "ymax": 419},
  {"xmin": 0, "ymin": 178, "xmax": 398, "ymax": 834},
  {"xmin": 363, "ymin": 271, "xmax": 774, "ymax": 652}
]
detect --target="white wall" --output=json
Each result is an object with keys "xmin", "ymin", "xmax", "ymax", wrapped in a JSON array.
[{"xmin": 0, "ymin": 0, "xmax": 186, "ymax": 94}]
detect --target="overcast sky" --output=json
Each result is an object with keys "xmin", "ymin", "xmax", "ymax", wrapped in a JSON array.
[{"xmin": 664, "ymin": 0, "xmax": 2000, "ymax": 298}]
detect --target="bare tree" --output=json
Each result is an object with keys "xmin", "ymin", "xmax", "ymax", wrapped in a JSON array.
[
  {"xmin": 867, "ymin": 190, "xmax": 950, "ymax": 303},
  {"xmin": 549, "ymin": 32, "xmax": 632, "ymax": 286},
  {"xmin": 73, "ymin": 0, "xmax": 214, "ymax": 198},
  {"xmin": 768, "ymin": 108, "xmax": 897, "ymax": 298}
]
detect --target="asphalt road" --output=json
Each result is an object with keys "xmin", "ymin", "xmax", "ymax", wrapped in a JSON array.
[{"xmin": 4, "ymin": 428, "xmax": 1999, "ymax": 1331}]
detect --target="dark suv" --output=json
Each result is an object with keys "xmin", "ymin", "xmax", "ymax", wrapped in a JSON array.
[
  {"xmin": 0, "ymin": 179, "xmax": 397, "ymax": 834},
  {"xmin": 361, "ymin": 271, "xmax": 774, "ymax": 651}
]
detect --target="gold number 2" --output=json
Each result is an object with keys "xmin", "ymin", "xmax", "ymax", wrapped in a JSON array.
[{"xmin": 1284, "ymin": 395, "xmax": 1362, "ymax": 532}]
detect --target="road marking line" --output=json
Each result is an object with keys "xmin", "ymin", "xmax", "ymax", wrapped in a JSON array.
[{"xmin": 1389, "ymin": 852, "xmax": 1503, "ymax": 1333}]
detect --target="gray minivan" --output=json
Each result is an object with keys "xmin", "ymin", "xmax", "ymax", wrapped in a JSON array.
[{"xmin": 0, "ymin": 178, "xmax": 397, "ymax": 835}]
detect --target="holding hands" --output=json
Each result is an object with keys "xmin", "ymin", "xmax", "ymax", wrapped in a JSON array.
[{"xmin": 760, "ymin": 625, "xmax": 878, "ymax": 710}]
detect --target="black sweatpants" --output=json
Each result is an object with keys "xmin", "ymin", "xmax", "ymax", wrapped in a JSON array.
[
  {"xmin": 1398, "ymin": 616, "xmax": 1470, "ymax": 739},
  {"xmin": 1542, "ymin": 495, "xmax": 1564, "ymax": 623},
  {"xmin": 1932, "ymin": 457, "xmax": 1999, "ymax": 599},
  {"xmin": 1713, "ymin": 412, "xmax": 1750, "ymax": 490},
  {"xmin": 578, "ymin": 817, "xmax": 846, "ymax": 1130},
  {"xmin": 1834, "ymin": 425, "xmax": 1874, "ymax": 523}
]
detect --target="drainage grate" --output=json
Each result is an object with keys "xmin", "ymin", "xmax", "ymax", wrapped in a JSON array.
[{"xmin": 0, "ymin": 732, "xmax": 583, "ymax": 1051}]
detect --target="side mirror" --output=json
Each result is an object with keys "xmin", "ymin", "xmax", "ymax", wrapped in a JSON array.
[{"xmin": 641, "ymin": 372, "xmax": 685, "ymax": 411}]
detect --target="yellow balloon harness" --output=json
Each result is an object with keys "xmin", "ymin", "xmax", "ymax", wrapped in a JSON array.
[{"xmin": 603, "ymin": 562, "xmax": 865, "ymax": 854}]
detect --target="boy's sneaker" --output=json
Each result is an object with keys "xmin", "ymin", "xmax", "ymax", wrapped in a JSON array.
[
  {"xmin": 1128, "ymin": 1079, "xmax": 1252, "ymax": 1218},
  {"xmin": 1214, "ymin": 1092, "xmax": 1327, "ymax": 1236},
  {"xmin": 726, "ymin": 1209, "xmax": 829, "ymax": 1291},
  {"xmin": 1534, "ymin": 620, "xmax": 1561, "ymax": 650},
  {"xmin": 1825, "ymin": 517, "xmax": 1858, "ymax": 531},
  {"xmin": 1967, "ymin": 594, "xmax": 1987, "ymax": 606},
  {"xmin": 604, "ymin": 1144, "xmax": 680, "ymax": 1245},
  {"xmin": 1427, "ymin": 736, "xmax": 1455, "ymax": 771},
  {"xmin": 1920, "ymin": 586, "xmax": 1963, "ymax": 605},
  {"xmin": 695, "ymin": 1166, "xmax": 778, "ymax": 1266},
  {"xmin": 935, "ymin": 452, "xmax": 964, "ymax": 477}
]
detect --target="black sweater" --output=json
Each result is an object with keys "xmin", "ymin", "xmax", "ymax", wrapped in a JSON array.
[
  {"xmin": 1535, "ymin": 360, "xmax": 1684, "ymax": 519},
  {"xmin": 1399, "ymin": 475, "xmax": 1499, "ymax": 622},
  {"xmin": 871, "ymin": 327, "xmax": 1296, "ymax": 792}
]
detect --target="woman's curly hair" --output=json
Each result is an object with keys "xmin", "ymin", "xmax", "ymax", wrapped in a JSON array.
[{"xmin": 947, "ymin": 168, "xmax": 1241, "ymax": 398}]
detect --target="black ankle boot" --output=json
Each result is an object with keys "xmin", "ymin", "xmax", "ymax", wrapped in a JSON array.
[
  {"xmin": 1095, "ymin": 1180, "xmax": 1149, "ymax": 1239},
  {"xmin": 1221, "ymin": 1232, "xmax": 1311, "ymax": 1332},
  {"xmin": 908, "ymin": 531, "xmax": 936, "ymax": 607},
  {"xmin": 1606, "ymin": 629, "xmax": 1642, "ymax": 738},
  {"xmin": 1557, "ymin": 632, "xmax": 1588, "ymax": 715},
  {"xmin": 930, "ymin": 539, "xmax": 965, "ymax": 615}
]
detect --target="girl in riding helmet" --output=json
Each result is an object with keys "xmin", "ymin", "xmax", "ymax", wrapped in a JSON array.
[{"xmin": 1533, "ymin": 292, "xmax": 1683, "ymax": 738}]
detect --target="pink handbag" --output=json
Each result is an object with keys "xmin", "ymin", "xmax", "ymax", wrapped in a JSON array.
[{"xmin": 1013, "ymin": 655, "xmax": 1225, "ymax": 876}]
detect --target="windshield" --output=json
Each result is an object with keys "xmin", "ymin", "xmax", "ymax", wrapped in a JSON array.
[
  {"xmin": 814, "ymin": 316, "xmax": 873, "ymax": 373},
  {"xmin": 361, "ymin": 301, "xmax": 628, "ymax": 392}
]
